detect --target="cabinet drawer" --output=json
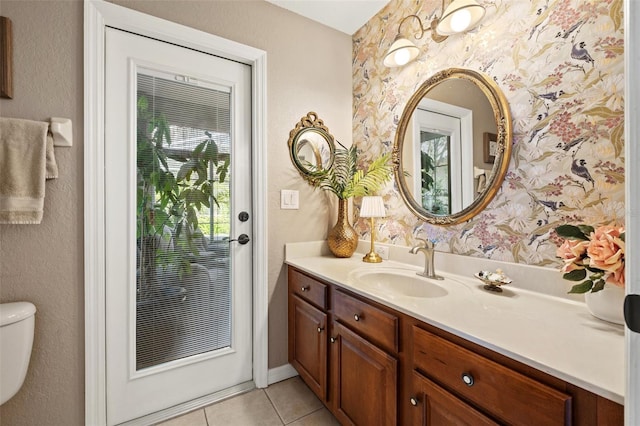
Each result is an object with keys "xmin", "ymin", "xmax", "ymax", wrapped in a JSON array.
[
  {"xmin": 412, "ymin": 327, "xmax": 571, "ymax": 426},
  {"xmin": 411, "ymin": 370, "xmax": 499, "ymax": 426},
  {"xmin": 333, "ymin": 290, "xmax": 398, "ymax": 353},
  {"xmin": 289, "ymin": 268, "xmax": 328, "ymax": 310}
]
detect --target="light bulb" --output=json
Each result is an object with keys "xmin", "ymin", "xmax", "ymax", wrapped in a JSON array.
[
  {"xmin": 394, "ymin": 48, "xmax": 411, "ymax": 66},
  {"xmin": 450, "ymin": 9, "xmax": 471, "ymax": 32}
]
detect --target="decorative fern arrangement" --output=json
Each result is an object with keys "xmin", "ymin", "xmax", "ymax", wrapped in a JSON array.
[{"xmin": 318, "ymin": 144, "xmax": 393, "ymax": 199}]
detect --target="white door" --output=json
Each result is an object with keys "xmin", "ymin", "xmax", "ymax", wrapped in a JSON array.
[
  {"xmin": 413, "ymin": 100, "xmax": 474, "ymax": 215},
  {"xmin": 413, "ymin": 109, "xmax": 467, "ymax": 214},
  {"xmin": 104, "ymin": 28, "xmax": 252, "ymax": 425}
]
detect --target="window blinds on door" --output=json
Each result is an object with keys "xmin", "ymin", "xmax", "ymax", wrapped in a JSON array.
[{"xmin": 135, "ymin": 69, "xmax": 233, "ymax": 370}]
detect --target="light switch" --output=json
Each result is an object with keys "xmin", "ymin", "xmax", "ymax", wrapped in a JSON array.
[{"xmin": 280, "ymin": 190, "xmax": 299, "ymax": 210}]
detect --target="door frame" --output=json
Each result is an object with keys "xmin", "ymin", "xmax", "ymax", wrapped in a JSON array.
[
  {"xmin": 625, "ymin": 0, "xmax": 639, "ymax": 423},
  {"xmin": 84, "ymin": 1, "xmax": 268, "ymax": 425}
]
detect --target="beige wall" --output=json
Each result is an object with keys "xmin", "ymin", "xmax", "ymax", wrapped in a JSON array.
[
  {"xmin": 0, "ymin": 1, "xmax": 351, "ymax": 424},
  {"xmin": 0, "ymin": 1, "xmax": 85, "ymax": 425}
]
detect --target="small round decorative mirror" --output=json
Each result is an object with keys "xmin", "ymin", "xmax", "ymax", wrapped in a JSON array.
[
  {"xmin": 392, "ymin": 68, "xmax": 512, "ymax": 225},
  {"xmin": 288, "ymin": 112, "xmax": 335, "ymax": 184}
]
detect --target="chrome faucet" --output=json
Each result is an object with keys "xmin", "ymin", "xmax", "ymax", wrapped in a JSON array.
[{"xmin": 409, "ymin": 239, "xmax": 444, "ymax": 280}]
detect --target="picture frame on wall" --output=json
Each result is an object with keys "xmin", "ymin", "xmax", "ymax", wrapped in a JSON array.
[
  {"xmin": 483, "ymin": 132, "xmax": 498, "ymax": 164},
  {"xmin": 1, "ymin": 16, "xmax": 13, "ymax": 99}
]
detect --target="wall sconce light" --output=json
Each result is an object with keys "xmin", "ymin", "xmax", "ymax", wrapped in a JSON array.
[
  {"xmin": 360, "ymin": 196, "xmax": 386, "ymax": 263},
  {"xmin": 383, "ymin": 0, "xmax": 486, "ymax": 68}
]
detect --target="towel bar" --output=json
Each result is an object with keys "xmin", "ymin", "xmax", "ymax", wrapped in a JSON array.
[{"xmin": 50, "ymin": 117, "xmax": 72, "ymax": 147}]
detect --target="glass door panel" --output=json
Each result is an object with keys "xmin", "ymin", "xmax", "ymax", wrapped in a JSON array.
[
  {"xmin": 420, "ymin": 131, "xmax": 451, "ymax": 215},
  {"xmin": 135, "ymin": 70, "xmax": 232, "ymax": 369}
]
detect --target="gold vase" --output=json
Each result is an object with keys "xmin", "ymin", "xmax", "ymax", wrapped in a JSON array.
[{"xmin": 327, "ymin": 198, "xmax": 358, "ymax": 258}]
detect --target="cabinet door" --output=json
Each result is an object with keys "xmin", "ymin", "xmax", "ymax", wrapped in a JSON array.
[
  {"xmin": 409, "ymin": 371, "xmax": 498, "ymax": 426},
  {"xmin": 331, "ymin": 322, "xmax": 397, "ymax": 426},
  {"xmin": 290, "ymin": 295, "xmax": 327, "ymax": 400}
]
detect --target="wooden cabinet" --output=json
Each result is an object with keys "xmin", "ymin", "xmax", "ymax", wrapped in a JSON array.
[
  {"xmin": 330, "ymin": 322, "xmax": 397, "ymax": 426},
  {"xmin": 289, "ymin": 295, "xmax": 327, "ymax": 399},
  {"xmin": 288, "ymin": 268, "xmax": 398, "ymax": 423},
  {"xmin": 287, "ymin": 266, "xmax": 623, "ymax": 426}
]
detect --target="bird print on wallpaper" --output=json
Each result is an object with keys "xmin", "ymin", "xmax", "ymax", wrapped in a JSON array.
[
  {"xmin": 528, "ymin": 113, "xmax": 550, "ymax": 144},
  {"xmin": 571, "ymin": 158, "xmax": 595, "ymax": 186},
  {"xmin": 528, "ymin": 220, "xmax": 557, "ymax": 248},
  {"xmin": 537, "ymin": 90, "xmax": 565, "ymax": 102},
  {"xmin": 556, "ymin": 136, "xmax": 585, "ymax": 152},
  {"xmin": 530, "ymin": 89, "xmax": 564, "ymax": 116},
  {"xmin": 528, "ymin": 5, "xmax": 551, "ymax": 40},
  {"xmin": 478, "ymin": 244, "xmax": 497, "ymax": 258},
  {"xmin": 556, "ymin": 20, "xmax": 584, "ymax": 40},
  {"xmin": 527, "ymin": 191, "xmax": 565, "ymax": 220},
  {"xmin": 571, "ymin": 41, "xmax": 595, "ymax": 67},
  {"xmin": 536, "ymin": 199, "xmax": 565, "ymax": 220},
  {"xmin": 537, "ymin": 199, "xmax": 565, "ymax": 212}
]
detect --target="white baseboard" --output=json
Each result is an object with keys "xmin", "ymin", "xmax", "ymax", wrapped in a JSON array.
[{"xmin": 267, "ymin": 363, "xmax": 298, "ymax": 385}]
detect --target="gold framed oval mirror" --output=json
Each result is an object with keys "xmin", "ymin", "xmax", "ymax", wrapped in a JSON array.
[
  {"xmin": 392, "ymin": 68, "xmax": 512, "ymax": 225},
  {"xmin": 288, "ymin": 112, "xmax": 336, "ymax": 185}
]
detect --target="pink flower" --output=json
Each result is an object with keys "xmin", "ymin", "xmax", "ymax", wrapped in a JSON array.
[
  {"xmin": 555, "ymin": 223, "xmax": 625, "ymax": 293},
  {"xmin": 606, "ymin": 267, "xmax": 625, "ymax": 288},
  {"xmin": 560, "ymin": 260, "xmax": 585, "ymax": 274},
  {"xmin": 587, "ymin": 226, "xmax": 625, "ymax": 286},
  {"xmin": 556, "ymin": 239, "xmax": 589, "ymax": 262},
  {"xmin": 556, "ymin": 239, "xmax": 589, "ymax": 273}
]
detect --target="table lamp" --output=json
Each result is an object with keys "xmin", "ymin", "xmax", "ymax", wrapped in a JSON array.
[{"xmin": 361, "ymin": 196, "xmax": 386, "ymax": 263}]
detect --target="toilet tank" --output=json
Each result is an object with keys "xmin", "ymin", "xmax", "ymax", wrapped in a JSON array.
[{"xmin": 0, "ymin": 302, "xmax": 36, "ymax": 405}]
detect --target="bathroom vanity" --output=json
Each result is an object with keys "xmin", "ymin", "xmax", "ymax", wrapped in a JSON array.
[{"xmin": 286, "ymin": 245, "xmax": 624, "ymax": 426}]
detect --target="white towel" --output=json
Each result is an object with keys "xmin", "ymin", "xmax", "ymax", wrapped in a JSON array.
[
  {"xmin": 474, "ymin": 166, "xmax": 489, "ymax": 194},
  {"xmin": 0, "ymin": 117, "xmax": 59, "ymax": 224},
  {"xmin": 476, "ymin": 174, "xmax": 487, "ymax": 194}
]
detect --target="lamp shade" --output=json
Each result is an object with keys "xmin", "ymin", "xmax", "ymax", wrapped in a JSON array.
[
  {"xmin": 360, "ymin": 196, "xmax": 386, "ymax": 218},
  {"xmin": 437, "ymin": 0, "xmax": 486, "ymax": 35},
  {"xmin": 383, "ymin": 36, "xmax": 420, "ymax": 67}
]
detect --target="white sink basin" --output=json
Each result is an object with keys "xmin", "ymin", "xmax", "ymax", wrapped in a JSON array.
[{"xmin": 348, "ymin": 267, "xmax": 450, "ymax": 298}]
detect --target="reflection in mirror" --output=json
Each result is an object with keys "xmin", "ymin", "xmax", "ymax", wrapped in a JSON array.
[
  {"xmin": 393, "ymin": 68, "xmax": 512, "ymax": 225},
  {"xmin": 295, "ymin": 130, "xmax": 333, "ymax": 172},
  {"xmin": 288, "ymin": 112, "xmax": 336, "ymax": 185},
  {"xmin": 405, "ymin": 83, "xmax": 496, "ymax": 215}
]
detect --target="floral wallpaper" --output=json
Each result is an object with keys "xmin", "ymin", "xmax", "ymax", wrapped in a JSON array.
[{"xmin": 352, "ymin": 0, "xmax": 624, "ymax": 267}]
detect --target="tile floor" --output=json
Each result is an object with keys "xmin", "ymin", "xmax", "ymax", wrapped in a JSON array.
[{"xmin": 156, "ymin": 376, "xmax": 340, "ymax": 426}]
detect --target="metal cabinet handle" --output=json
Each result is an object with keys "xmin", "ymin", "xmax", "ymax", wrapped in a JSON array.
[
  {"xmin": 410, "ymin": 397, "xmax": 419, "ymax": 406},
  {"xmin": 301, "ymin": 286, "xmax": 309, "ymax": 292},
  {"xmin": 461, "ymin": 372, "xmax": 475, "ymax": 387},
  {"xmin": 354, "ymin": 313, "xmax": 361, "ymax": 321},
  {"xmin": 330, "ymin": 337, "xmax": 336, "ymax": 343},
  {"xmin": 317, "ymin": 326, "xmax": 324, "ymax": 333}
]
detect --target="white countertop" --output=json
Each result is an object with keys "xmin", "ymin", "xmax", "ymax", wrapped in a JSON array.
[{"xmin": 285, "ymin": 242, "xmax": 625, "ymax": 404}]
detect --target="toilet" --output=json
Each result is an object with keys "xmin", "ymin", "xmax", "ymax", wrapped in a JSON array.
[{"xmin": 0, "ymin": 302, "xmax": 36, "ymax": 405}]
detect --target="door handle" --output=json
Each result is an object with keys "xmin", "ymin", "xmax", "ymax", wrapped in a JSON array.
[
  {"xmin": 229, "ymin": 234, "xmax": 250, "ymax": 245},
  {"xmin": 624, "ymin": 294, "xmax": 640, "ymax": 332}
]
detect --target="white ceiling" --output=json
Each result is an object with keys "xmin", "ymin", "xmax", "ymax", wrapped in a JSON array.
[{"xmin": 266, "ymin": 0, "xmax": 391, "ymax": 35}]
